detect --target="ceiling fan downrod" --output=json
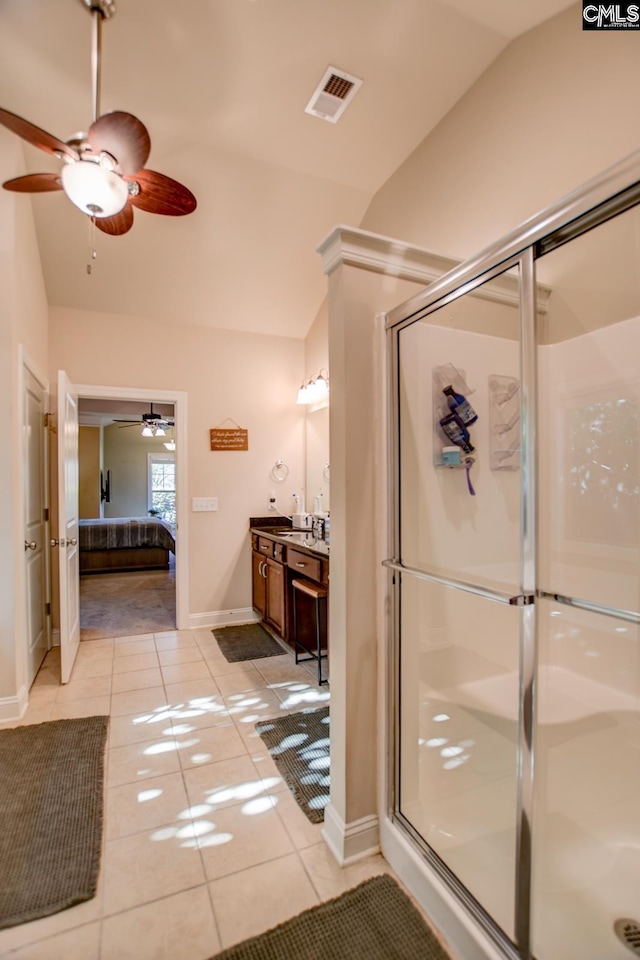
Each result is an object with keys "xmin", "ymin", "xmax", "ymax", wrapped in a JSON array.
[{"xmin": 78, "ymin": 0, "xmax": 116, "ymax": 123}]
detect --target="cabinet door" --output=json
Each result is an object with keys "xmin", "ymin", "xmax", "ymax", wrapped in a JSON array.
[
  {"xmin": 266, "ymin": 557, "xmax": 285, "ymax": 636},
  {"xmin": 252, "ymin": 551, "xmax": 267, "ymax": 618}
]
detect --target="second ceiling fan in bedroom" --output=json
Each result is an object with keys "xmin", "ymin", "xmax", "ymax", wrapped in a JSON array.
[
  {"xmin": 0, "ymin": 0, "xmax": 197, "ymax": 236},
  {"xmin": 114, "ymin": 404, "xmax": 174, "ymax": 437}
]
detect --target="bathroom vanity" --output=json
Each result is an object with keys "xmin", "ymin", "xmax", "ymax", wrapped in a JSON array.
[{"xmin": 249, "ymin": 519, "xmax": 329, "ymax": 654}]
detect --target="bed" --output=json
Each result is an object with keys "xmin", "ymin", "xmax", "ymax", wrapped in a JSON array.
[{"xmin": 78, "ymin": 517, "xmax": 176, "ymax": 573}]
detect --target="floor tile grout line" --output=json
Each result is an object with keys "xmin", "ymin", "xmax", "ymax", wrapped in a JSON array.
[{"xmin": 155, "ymin": 644, "xmax": 226, "ymax": 952}]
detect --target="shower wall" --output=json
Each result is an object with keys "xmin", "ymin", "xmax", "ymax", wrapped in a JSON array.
[
  {"xmin": 399, "ymin": 309, "xmax": 521, "ymax": 592},
  {"xmin": 394, "ymin": 250, "xmax": 639, "ymax": 960},
  {"xmin": 534, "ymin": 279, "xmax": 640, "ymax": 958}
]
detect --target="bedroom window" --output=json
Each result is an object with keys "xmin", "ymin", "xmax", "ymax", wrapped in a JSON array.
[{"xmin": 148, "ymin": 453, "xmax": 176, "ymax": 524}]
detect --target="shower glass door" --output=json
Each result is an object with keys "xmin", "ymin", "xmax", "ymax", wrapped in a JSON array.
[
  {"xmin": 532, "ymin": 201, "xmax": 640, "ymax": 960},
  {"xmin": 389, "ymin": 259, "xmax": 532, "ymax": 950},
  {"xmin": 387, "ymin": 174, "xmax": 640, "ymax": 960}
]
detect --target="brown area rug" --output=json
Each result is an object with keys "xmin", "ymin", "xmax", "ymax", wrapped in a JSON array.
[
  {"xmin": 212, "ymin": 623, "xmax": 283, "ymax": 662},
  {"xmin": 210, "ymin": 874, "xmax": 452, "ymax": 960},
  {"xmin": 80, "ymin": 565, "xmax": 175, "ymax": 639},
  {"xmin": 255, "ymin": 707, "xmax": 330, "ymax": 823},
  {"xmin": 0, "ymin": 716, "xmax": 109, "ymax": 929}
]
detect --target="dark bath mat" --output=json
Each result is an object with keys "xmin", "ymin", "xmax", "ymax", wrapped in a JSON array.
[
  {"xmin": 255, "ymin": 706, "xmax": 330, "ymax": 823},
  {"xmin": 212, "ymin": 623, "xmax": 284, "ymax": 662},
  {"xmin": 0, "ymin": 715, "xmax": 109, "ymax": 929},
  {"xmin": 210, "ymin": 874, "xmax": 453, "ymax": 960}
]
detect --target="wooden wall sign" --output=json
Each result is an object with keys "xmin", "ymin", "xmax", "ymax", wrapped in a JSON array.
[{"xmin": 210, "ymin": 427, "xmax": 249, "ymax": 451}]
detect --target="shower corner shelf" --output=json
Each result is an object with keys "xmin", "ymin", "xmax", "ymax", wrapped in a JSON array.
[{"xmin": 435, "ymin": 456, "xmax": 475, "ymax": 469}]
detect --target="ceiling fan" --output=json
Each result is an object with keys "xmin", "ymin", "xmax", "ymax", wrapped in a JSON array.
[
  {"xmin": 114, "ymin": 404, "xmax": 175, "ymax": 435},
  {"xmin": 0, "ymin": 0, "xmax": 196, "ymax": 236}
]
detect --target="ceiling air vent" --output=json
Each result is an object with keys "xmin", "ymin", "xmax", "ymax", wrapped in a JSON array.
[{"xmin": 304, "ymin": 66, "xmax": 363, "ymax": 124}]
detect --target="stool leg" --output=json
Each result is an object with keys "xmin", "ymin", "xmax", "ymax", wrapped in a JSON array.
[
  {"xmin": 315, "ymin": 595, "xmax": 322, "ymax": 685},
  {"xmin": 293, "ymin": 588, "xmax": 300, "ymax": 664}
]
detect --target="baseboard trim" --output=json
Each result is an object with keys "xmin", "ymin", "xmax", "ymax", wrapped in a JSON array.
[
  {"xmin": 51, "ymin": 628, "xmax": 60, "ymax": 648},
  {"xmin": 321, "ymin": 803, "xmax": 380, "ymax": 866},
  {"xmin": 0, "ymin": 684, "xmax": 28, "ymax": 722},
  {"xmin": 187, "ymin": 608, "xmax": 259, "ymax": 630}
]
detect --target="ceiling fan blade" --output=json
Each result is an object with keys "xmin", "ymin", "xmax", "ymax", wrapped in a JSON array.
[
  {"xmin": 93, "ymin": 202, "xmax": 134, "ymax": 236},
  {"xmin": 0, "ymin": 107, "xmax": 77, "ymax": 160},
  {"xmin": 3, "ymin": 173, "xmax": 62, "ymax": 193},
  {"xmin": 126, "ymin": 169, "xmax": 197, "ymax": 216},
  {"xmin": 88, "ymin": 111, "xmax": 151, "ymax": 175}
]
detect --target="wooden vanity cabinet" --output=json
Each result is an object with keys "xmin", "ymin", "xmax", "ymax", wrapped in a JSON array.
[
  {"xmin": 251, "ymin": 535, "xmax": 286, "ymax": 637},
  {"xmin": 251, "ymin": 550, "xmax": 267, "ymax": 619},
  {"xmin": 265, "ymin": 556, "xmax": 285, "ymax": 636},
  {"xmin": 251, "ymin": 530, "xmax": 328, "ymax": 652}
]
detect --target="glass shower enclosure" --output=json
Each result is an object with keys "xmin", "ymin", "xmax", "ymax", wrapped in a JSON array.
[{"xmin": 384, "ymin": 155, "xmax": 640, "ymax": 960}]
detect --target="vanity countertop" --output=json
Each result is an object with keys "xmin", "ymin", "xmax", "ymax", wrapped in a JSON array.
[{"xmin": 250, "ymin": 525, "xmax": 329, "ymax": 559}]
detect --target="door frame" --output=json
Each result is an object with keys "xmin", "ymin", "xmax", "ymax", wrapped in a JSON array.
[
  {"xmin": 74, "ymin": 383, "xmax": 189, "ymax": 630},
  {"xmin": 18, "ymin": 345, "xmax": 51, "ymax": 692}
]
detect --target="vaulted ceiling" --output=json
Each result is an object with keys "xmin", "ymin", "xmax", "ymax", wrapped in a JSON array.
[{"xmin": 0, "ymin": 0, "xmax": 575, "ymax": 338}]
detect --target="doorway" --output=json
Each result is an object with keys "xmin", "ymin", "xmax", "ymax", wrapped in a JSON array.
[{"xmin": 72, "ymin": 382, "xmax": 189, "ymax": 644}]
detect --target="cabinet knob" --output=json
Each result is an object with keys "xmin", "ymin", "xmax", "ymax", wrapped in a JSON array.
[{"xmin": 24, "ymin": 540, "xmax": 37, "ymax": 551}]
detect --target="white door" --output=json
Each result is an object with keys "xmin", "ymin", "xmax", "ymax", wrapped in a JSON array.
[
  {"xmin": 58, "ymin": 370, "xmax": 80, "ymax": 683},
  {"xmin": 24, "ymin": 366, "xmax": 49, "ymax": 687}
]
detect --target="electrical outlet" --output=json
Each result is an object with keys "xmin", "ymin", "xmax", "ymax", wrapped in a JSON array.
[{"xmin": 268, "ymin": 493, "xmax": 277, "ymax": 511}]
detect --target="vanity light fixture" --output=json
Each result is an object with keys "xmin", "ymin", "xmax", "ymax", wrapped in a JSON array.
[{"xmin": 296, "ymin": 369, "xmax": 329, "ymax": 405}]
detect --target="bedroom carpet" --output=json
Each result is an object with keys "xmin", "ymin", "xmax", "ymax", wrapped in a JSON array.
[{"xmin": 80, "ymin": 563, "xmax": 176, "ymax": 640}]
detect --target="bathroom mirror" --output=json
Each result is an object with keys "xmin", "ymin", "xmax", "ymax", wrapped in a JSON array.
[{"xmin": 305, "ymin": 404, "xmax": 330, "ymax": 512}]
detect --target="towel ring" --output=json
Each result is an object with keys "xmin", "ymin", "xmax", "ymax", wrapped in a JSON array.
[{"xmin": 270, "ymin": 459, "xmax": 289, "ymax": 482}]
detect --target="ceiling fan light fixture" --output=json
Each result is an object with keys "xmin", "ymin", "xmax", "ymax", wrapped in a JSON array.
[
  {"xmin": 61, "ymin": 158, "xmax": 128, "ymax": 217},
  {"xmin": 141, "ymin": 425, "xmax": 154, "ymax": 437}
]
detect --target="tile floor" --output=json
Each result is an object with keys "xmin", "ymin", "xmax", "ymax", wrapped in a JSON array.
[{"xmin": 0, "ymin": 629, "xmax": 397, "ymax": 960}]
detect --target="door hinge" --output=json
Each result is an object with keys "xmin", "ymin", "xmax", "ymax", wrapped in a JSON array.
[
  {"xmin": 45, "ymin": 601, "xmax": 51, "ymax": 616},
  {"xmin": 43, "ymin": 507, "xmax": 49, "ymax": 522}
]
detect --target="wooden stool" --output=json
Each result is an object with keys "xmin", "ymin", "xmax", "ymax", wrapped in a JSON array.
[{"xmin": 292, "ymin": 578, "xmax": 328, "ymax": 685}]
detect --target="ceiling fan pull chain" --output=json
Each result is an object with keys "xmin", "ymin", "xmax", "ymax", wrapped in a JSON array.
[{"xmin": 87, "ymin": 218, "xmax": 98, "ymax": 275}]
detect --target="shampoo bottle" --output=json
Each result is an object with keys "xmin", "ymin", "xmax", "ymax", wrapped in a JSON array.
[
  {"xmin": 443, "ymin": 385, "xmax": 478, "ymax": 426},
  {"xmin": 439, "ymin": 413, "xmax": 475, "ymax": 453}
]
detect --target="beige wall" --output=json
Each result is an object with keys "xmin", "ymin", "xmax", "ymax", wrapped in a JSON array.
[
  {"xmin": 78, "ymin": 427, "xmax": 101, "ymax": 519},
  {"xmin": 0, "ymin": 129, "xmax": 49, "ymax": 707},
  {"xmin": 303, "ymin": 299, "xmax": 330, "ymax": 511},
  {"xmin": 103, "ymin": 424, "xmax": 171, "ymax": 519},
  {"xmin": 49, "ymin": 307, "xmax": 305, "ymax": 619},
  {"xmin": 361, "ymin": 4, "xmax": 640, "ymax": 263}
]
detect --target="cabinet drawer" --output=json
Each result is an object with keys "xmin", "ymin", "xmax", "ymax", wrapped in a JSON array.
[
  {"xmin": 273, "ymin": 542, "xmax": 286, "ymax": 563},
  {"xmin": 257, "ymin": 537, "xmax": 274, "ymax": 558},
  {"xmin": 287, "ymin": 548, "xmax": 321, "ymax": 582}
]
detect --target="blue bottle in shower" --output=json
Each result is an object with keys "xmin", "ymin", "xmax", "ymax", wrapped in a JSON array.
[
  {"xmin": 439, "ymin": 413, "xmax": 475, "ymax": 453},
  {"xmin": 443, "ymin": 385, "xmax": 478, "ymax": 426}
]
